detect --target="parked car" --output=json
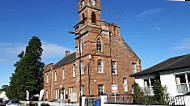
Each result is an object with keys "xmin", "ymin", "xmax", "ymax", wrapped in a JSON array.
[
  {"xmin": 6, "ymin": 100, "xmax": 21, "ymax": 106},
  {"xmin": 3, "ymin": 100, "xmax": 9, "ymax": 105}
]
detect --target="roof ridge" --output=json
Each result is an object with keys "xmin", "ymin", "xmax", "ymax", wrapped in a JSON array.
[
  {"xmin": 144, "ymin": 54, "xmax": 190, "ymax": 71},
  {"xmin": 141, "ymin": 58, "xmax": 169, "ymax": 72},
  {"xmin": 131, "ymin": 54, "xmax": 190, "ymax": 77},
  {"xmin": 54, "ymin": 52, "xmax": 76, "ymax": 66},
  {"xmin": 158, "ymin": 54, "xmax": 190, "ymax": 71},
  {"xmin": 169, "ymin": 53, "xmax": 190, "ymax": 59}
]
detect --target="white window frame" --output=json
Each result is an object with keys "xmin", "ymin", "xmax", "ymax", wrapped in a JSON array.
[
  {"xmin": 73, "ymin": 64, "xmax": 76, "ymax": 77},
  {"xmin": 98, "ymin": 84, "xmax": 104, "ymax": 95},
  {"xmin": 63, "ymin": 69, "xmax": 65, "ymax": 80},
  {"xmin": 81, "ymin": 62, "xmax": 84, "ymax": 75},
  {"xmin": 46, "ymin": 74, "xmax": 49, "ymax": 83},
  {"xmin": 97, "ymin": 38, "xmax": 102, "ymax": 51},
  {"xmin": 111, "ymin": 61, "xmax": 117, "ymax": 74},
  {"xmin": 97, "ymin": 59, "xmax": 103, "ymax": 73},
  {"xmin": 80, "ymin": 40, "xmax": 83, "ymax": 53},
  {"xmin": 46, "ymin": 90, "xmax": 48, "ymax": 100},
  {"xmin": 54, "ymin": 71, "xmax": 57, "ymax": 81},
  {"xmin": 132, "ymin": 63, "xmax": 136, "ymax": 74},
  {"xmin": 175, "ymin": 73, "xmax": 190, "ymax": 94},
  {"xmin": 81, "ymin": 85, "xmax": 84, "ymax": 95},
  {"xmin": 123, "ymin": 78, "xmax": 128, "ymax": 92},
  {"xmin": 55, "ymin": 90, "xmax": 58, "ymax": 99}
]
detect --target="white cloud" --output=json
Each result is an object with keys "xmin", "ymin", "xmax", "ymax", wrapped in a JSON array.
[
  {"xmin": 137, "ymin": 8, "xmax": 162, "ymax": 17},
  {"xmin": 155, "ymin": 26, "xmax": 161, "ymax": 31},
  {"xmin": 0, "ymin": 41, "xmax": 73, "ymax": 64},
  {"xmin": 42, "ymin": 41, "xmax": 73, "ymax": 59},
  {"xmin": 0, "ymin": 42, "xmax": 25, "ymax": 64},
  {"xmin": 173, "ymin": 37, "xmax": 190, "ymax": 50}
]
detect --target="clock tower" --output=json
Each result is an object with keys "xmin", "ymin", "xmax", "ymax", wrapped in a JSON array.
[
  {"xmin": 77, "ymin": 0, "xmax": 101, "ymax": 27},
  {"xmin": 74, "ymin": 0, "xmax": 104, "ymax": 59}
]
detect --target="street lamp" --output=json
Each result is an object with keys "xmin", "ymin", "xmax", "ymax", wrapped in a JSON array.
[{"xmin": 69, "ymin": 31, "xmax": 82, "ymax": 106}]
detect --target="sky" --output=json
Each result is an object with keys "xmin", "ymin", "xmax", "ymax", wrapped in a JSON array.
[{"xmin": 0, "ymin": 0, "xmax": 190, "ymax": 88}]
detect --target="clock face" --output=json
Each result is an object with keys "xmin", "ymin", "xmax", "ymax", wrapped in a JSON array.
[
  {"xmin": 81, "ymin": 0, "xmax": 84, "ymax": 8},
  {"xmin": 90, "ymin": 0, "xmax": 96, "ymax": 6}
]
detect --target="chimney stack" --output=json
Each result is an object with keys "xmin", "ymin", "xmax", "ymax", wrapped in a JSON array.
[{"xmin": 65, "ymin": 50, "xmax": 70, "ymax": 56}]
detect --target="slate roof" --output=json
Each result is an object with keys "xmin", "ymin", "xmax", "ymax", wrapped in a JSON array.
[
  {"xmin": 130, "ymin": 54, "xmax": 190, "ymax": 77},
  {"xmin": 53, "ymin": 52, "xmax": 76, "ymax": 69}
]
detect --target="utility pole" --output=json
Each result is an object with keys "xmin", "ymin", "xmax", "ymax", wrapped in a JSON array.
[{"xmin": 69, "ymin": 31, "xmax": 82, "ymax": 106}]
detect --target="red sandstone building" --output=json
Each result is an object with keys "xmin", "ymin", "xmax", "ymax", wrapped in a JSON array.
[{"xmin": 44, "ymin": 0, "xmax": 141, "ymax": 103}]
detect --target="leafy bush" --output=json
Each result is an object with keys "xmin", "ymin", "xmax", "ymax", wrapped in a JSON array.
[
  {"xmin": 30, "ymin": 102, "xmax": 37, "ymax": 106},
  {"xmin": 152, "ymin": 79, "xmax": 170, "ymax": 105},
  {"xmin": 133, "ymin": 80, "xmax": 170, "ymax": 105},
  {"xmin": 40, "ymin": 103, "xmax": 50, "ymax": 106},
  {"xmin": 133, "ymin": 82, "xmax": 144, "ymax": 104}
]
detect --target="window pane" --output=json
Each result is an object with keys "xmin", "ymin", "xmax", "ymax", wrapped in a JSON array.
[
  {"xmin": 98, "ymin": 85, "xmax": 104, "ymax": 95},
  {"xmin": 144, "ymin": 79, "xmax": 150, "ymax": 86},
  {"xmin": 81, "ymin": 62, "xmax": 84, "ymax": 74},
  {"xmin": 111, "ymin": 61, "xmax": 117, "ymax": 74},
  {"xmin": 63, "ymin": 69, "xmax": 65, "ymax": 80},
  {"xmin": 80, "ymin": 40, "xmax": 83, "ymax": 53},
  {"xmin": 81, "ymin": 85, "xmax": 84, "ymax": 95},
  {"xmin": 97, "ymin": 38, "xmax": 102, "ymax": 51},
  {"xmin": 73, "ymin": 64, "xmax": 76, "ymax": 77},
  {"xmin": 132, "ymin": 63, "xmax": 136, "ymax": 73},
  {"xmin": 187, "ymin": 73, "xmax": 190, "ymax": 83},
  {"xmin": 176, "ymin": 74, "xmax": 186, "ymax": 83},
  {"xmin": 176, "ymin": 74, "xmax": 188, "ymax": 93},
  {"xmin": 55, "ymin": 72, "xmax": 57, "ymax": 81},
  {"xmin": 46, "ymin": 74, "xmax": 49, "ymax": 83},
  {"xmin": 97, "ymin": 60, "xmax": 103, "ymax": 73},
  {"xmin": 150, "ymin": 79, "xmax": 155, "ymax": 86},
  {"xmin": 177, "ymin": 84, "xmax": 188, "ymax": 93},
  {"xmin": 123, "ymin": 78, "xmax": 128, "ymax": 92},
  {"xmin": 46, "ymin": 91, "xmax": 48, "ymax": 99}
]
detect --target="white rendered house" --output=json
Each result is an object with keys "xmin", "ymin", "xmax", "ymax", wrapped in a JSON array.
[{"xmin": 130, "ymin": 54, "xmax": 190, "ymax": 97}]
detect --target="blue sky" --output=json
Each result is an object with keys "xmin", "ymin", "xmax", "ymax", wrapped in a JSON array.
[{"xmin": 0, "ymin": 0, "xmax": 190, "ymax": 88}]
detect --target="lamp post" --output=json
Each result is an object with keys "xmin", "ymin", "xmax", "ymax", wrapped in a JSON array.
[{"xmin": 69, "ymin": 31, "xmax": 82, "ymax": 106}]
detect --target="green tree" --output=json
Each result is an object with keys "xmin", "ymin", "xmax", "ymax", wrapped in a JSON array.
[
  {"xmin": 133, "ymin": 82, "xmax": 144, "ymax": 104},
  {"xmin": 6, "ymin": 36, "xmax": 44, "ymax": 100},
  {"xmin": 153, "ymin": 79, "xmax": 169, "ymax": 105}
]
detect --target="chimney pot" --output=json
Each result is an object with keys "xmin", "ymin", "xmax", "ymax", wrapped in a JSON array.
[{"xmin": 65, "ymin": 50, "xmax": 70, "ymax": 56}]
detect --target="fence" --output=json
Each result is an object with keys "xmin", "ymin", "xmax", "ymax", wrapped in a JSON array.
[
  {"xmin": 84, "ymin": 96, "xmax": 101, "ymax": 106},
  {"xmin": 175, "ymin": 95, "xmax": 185, "ymax": 106},
  {"xmin": 106, "ymin": 94, "xmax": 133, "ymax": 104},
  {"xmin": 21, "ymin": 101, "xmax": 79, "ymax": 106}
]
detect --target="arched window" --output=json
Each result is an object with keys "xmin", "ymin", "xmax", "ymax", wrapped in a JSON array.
[
  {"xmin": 63, "ymin": 69, "xmax": 65, "ymax": 80},
  {"xmin": 97, "ymin": 38, "xmax": 102, "ymax": 51},
  {"xmin": 80, "ymin": 40, "xmax": 83, "ymax": 53},
  {"xmin": 54, "ymin": 71, "xmax": 57, "ymax": 81},
  {"xmin": 97, "ymin": 59, "xmax": 103, "ymax": 73},
  {"xmin": 91, "ymin": 12, "xmax": 96, "ymax": 23},
  {"xmin": 81, "ymin": 0, "xmax": 84, "ymax": 8}
]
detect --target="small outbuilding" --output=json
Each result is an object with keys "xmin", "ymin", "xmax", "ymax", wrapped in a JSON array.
[{"xmin": 130, "ymin": 54, "xmax": 190, "ymax": 97}]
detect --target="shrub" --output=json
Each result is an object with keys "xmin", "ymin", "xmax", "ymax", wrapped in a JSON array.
[
  {"xmin": 30, "ymin": 102, "xmax": 37, "ymax": 106},
  {"xmin": 40, "ymin": 103, "xmax": 50, "ymax": 106},
  {"xmin": 133, "ymin": 82, "xmax": 144, "ymax": 104},
  {"xmin": 153, "ymin": 79, "xmax": 170, "ymax": 105},
  {"xmin": 133, "ymin": 80, "xmax": 170, "ymax": 105}
]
